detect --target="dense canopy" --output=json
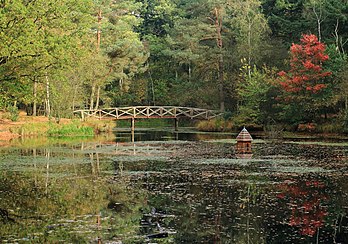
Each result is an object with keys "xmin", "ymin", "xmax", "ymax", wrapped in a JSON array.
[{"xmin": 1, "ymin": 0, "xmax": 348, "ymax": 130}]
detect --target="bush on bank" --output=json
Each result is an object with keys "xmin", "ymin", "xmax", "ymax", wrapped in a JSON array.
[
  {"xmin": 10, "ymin": 119, "xmax": 114, "ymax": 137},
  {"xmin": 196, "ymin": 119, "xmax": 233, "ymax": 132}
]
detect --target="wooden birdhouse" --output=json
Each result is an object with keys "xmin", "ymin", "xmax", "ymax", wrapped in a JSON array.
[{"xmin": 236, "ymin": 127, "xmax": 253, "ymax": 154}]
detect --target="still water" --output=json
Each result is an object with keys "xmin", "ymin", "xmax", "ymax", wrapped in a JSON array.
[{"xmin": 0, "ymin": 129, "xmax": 348, "ymax": 243}]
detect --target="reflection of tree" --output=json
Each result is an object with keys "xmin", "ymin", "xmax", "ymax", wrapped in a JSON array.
[
  {"xmin": 143, "ymin": 172, "xmax": 266, "ymax": 243},
  {"xmin": 235, "ymin": 181, "xmax": 265, "ymax": 244},
  {"xmin": 277, "ymin": 179, "xmax": 328, "ymax": 237},
  {"xmin": 0, "ymin": 168, "xmax": 145, "ymax": 243}
]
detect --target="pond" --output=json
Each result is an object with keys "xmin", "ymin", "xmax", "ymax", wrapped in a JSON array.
[{"xmin": 0, "ymin": 129, "xmax": 348, "ymax": 243}]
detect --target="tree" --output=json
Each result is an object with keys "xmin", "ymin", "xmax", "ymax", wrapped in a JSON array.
[
  {"xmin": 236, "ymin": 63, "xmax": 277, "ymax": 126},
  {"xmin": 100, "ymin": 0, "xmax": 148, "ymax": 107},
  {"xmin": 279, "ymin": 34, "xmax": 331, "ymax": 94},
  {"xmin": 0, "ymin": 0, "xmax": 94, "ymax": 115},
  {"xmin": 303, "ymin": 0, "xmax": 348, "ymax": 46},
  {"xmin": 161, "ymin": 0, "xmax": 237, "ymax": 111},
  {"xmin": 278, "ymin": 34, "xmax": 332, "ymax": 122},
  {"xmin": 230, "ymin": 0, "xmax": 270, "ymax": 77}
]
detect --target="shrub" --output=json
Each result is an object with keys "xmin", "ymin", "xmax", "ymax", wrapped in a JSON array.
[
  {"xmin": 196, "ymin": 119, "xmax": 233, "ymax": 132},
  {"xmin": 7, "ymin": 106, "xmax": 19, "ymax": 122},
  {"xmin": 10, "ymin": 121, "xmax": 95, "ymax": 137},
  {"xmin": 83, "ymin": 120, "xmax": 115, "ymax": 133}
]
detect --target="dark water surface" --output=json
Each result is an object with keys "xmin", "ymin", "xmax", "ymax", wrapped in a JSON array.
[{"xmin": 1, "ymin": 130, "xmax": 348, "ymax": 243}]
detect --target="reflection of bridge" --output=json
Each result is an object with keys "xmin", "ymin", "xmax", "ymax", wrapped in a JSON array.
[
  {"xmin": 74, "ymin": 106, "xmax": 223, "ymax": 132},
  {"xmin": 81, "ymin": 142, "xmax": 167, "ymax": 156},
  {"xmin": 74, "ymin": 106, "xmax": 222, "ymax": 120}
]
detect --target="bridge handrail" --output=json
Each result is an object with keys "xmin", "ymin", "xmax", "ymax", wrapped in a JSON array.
[{"xmin": 74, "ymin": 106, "xmax": 222, "ymax": 120}]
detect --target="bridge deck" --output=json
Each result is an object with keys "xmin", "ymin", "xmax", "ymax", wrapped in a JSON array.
[{"xmin": 74, "ymin": 106, "xmax": 222, "ymax": 120}]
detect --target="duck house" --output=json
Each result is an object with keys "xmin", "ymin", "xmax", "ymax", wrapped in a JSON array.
[{"xmin": 236, "ymin": 127, "xmax": 253, "ymax": 154}]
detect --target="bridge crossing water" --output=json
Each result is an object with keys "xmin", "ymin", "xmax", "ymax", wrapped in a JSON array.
[
  {"xmin": 74, "ymin": 106, "xmax": 222, "ymax": 121},
  {"xmin": 74, "ymin": 106, "xmax": 222, "ymax": 135}
]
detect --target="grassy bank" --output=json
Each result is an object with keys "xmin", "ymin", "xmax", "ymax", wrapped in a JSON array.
[
  {"xmin": 8, "ymin": 118, "xmax": 114, "ymax": 138},
  {"xmin": 195, "ymin": 118, "xmax": 348, "ymax": 138}
]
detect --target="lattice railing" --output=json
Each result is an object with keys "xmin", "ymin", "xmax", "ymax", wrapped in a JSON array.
[{"xmin": 74, "ymin": 106, "xmax": 222, "ymax": 120}]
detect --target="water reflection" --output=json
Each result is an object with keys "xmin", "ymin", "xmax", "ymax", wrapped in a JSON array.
[
  {"xmin": 1, "ymin": 133, "xmax": 348, "ymax": 243},
  {"xmin": 138, "ymin": 171, "xmax": 348, "ymax": 243},
  {"xmin": 114, "ymin": 128, "xmax": 234, "ymax": 142},
  {"xmin": 0, "ymin": 145, "xmax": 147, "ymax": 243},
  {"xmin": 277, "ymin": 179, "xmax": 328, "ymax": 237}
]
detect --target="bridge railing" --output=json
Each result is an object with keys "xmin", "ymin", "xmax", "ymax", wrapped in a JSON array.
[{"xmin": 74, "ymin": 106, "xmax": 222, "ymax": 120}]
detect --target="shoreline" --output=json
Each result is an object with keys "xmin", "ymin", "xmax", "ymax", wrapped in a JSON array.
[
  {"xmin": 0, "ymin": 113, "xmax": 73, "ymax": 143},
  {"xmin": 2, "ymin": 113, "xmax": 348, "ymax": 147}
]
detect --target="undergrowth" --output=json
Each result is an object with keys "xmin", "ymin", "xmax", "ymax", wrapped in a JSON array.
[
  {"xmin": 196, "ymin": 119, "xmax": 233, "ymax": 132},
  {"xmin": 10, "ymin": 121, "xmax": 95, "ymax": 137},
  {"xmin": 47, "ymin": 122, "xmax": 94, "ymax": 136}
]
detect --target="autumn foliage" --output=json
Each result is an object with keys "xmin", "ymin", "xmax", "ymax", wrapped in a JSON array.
[{"xmin": 278, "ymin": 34, "xmax": 332, "ymax": 94}]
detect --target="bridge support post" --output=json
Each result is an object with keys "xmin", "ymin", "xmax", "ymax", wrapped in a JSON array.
[
  {"xmin": 131, "ymin": 118, "xmax": 135, "ymax": 143},
  {"xmin": 174, "ymin": 118, "xmax": 179, "ymax": 132},
  {"xmin": 131, "ymin": 118, "xmax": 135, "ymax": 132}
]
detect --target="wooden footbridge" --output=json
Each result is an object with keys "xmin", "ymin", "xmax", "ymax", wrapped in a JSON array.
[{"xmin": 74, "ymin": 106, "xmax": 222, "ymax": 131}]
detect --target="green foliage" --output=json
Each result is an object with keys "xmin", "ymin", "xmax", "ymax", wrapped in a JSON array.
[
  {"xmin": 6, "ymin": 106, "xmax": 19, "ymax": 122},
  {"xmin": 1, "ymin": 0, "xmax": 348, "ymax": 132},
  {"xmin": 10, "ymin": 121, "xmax": 95, "ymax": 137},
  {"xmin": 236, "ymin": 64, "xmax": 277, "ymax": 126},
  {"xmin": 0, "ymin": 0, "xmax": 94, "ymax": 109},
  {"xmin": 0, "ymin": 169, "xmax": 146, "ymax": 243},
  {"xmin": 47, "ymin": 122, "xmax": 94, "ymax": 137}
]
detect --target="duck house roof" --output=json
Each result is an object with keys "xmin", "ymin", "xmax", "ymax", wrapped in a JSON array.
[{"xmin": 236, "ymin": 127, "xmax": 253, "ymax": 142}]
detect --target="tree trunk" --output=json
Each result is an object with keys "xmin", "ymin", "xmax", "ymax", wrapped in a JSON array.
[
  {"xmin": 45, "ymin": 74, "xmax": 50, "ymax": 117},
  {"xmin": 219, "ymin": 54, "xmax": 225, "ymax": 112},
  {"xmin": 214, "ymin": 8, "xmax": 224, "ymax": 112},
  {"xmin": 312, "ymin": 5, "xmax": 322, "ymax": 42},
  {"xmin": 33, "ymin": 81, "xmax": 37, "ymax": 116},
  {"xmin": 90, "ymin": 84, "xmax": 95, "ymax": 110},
  {"xmin": 147, "ymin": 62, "xmax": 156, "ymax": 105},
  {"xmin": 95, "ymin": 85, "xmax": 101, "ymax": 110},
  {"xmin": 72, "ymin": 83, "xmax": 79, "ymax": 111},
  {"xmin": 188, "ymin": 62, "xmax": 191, "ymax": 82},
  {"xmin": 247, "ymin": 20, "xmax": 252, "ymax": 78},
  {"xmin": 91, "ymin": 8, "xmax": 102, "ymax": 111},
  {"xmin": 97, "ymin": 8, "xmax": 102, "ymax": 52}
]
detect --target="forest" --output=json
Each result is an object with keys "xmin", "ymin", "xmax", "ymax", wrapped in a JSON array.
[{"xmin": 1, "ymin": 0, "xmax": 348, "ymax": 132}]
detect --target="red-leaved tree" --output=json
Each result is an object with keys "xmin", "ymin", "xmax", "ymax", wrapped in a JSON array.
[{"xmin": 278, "ymin": 34, "xmax": 332, "ymax": 95}]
